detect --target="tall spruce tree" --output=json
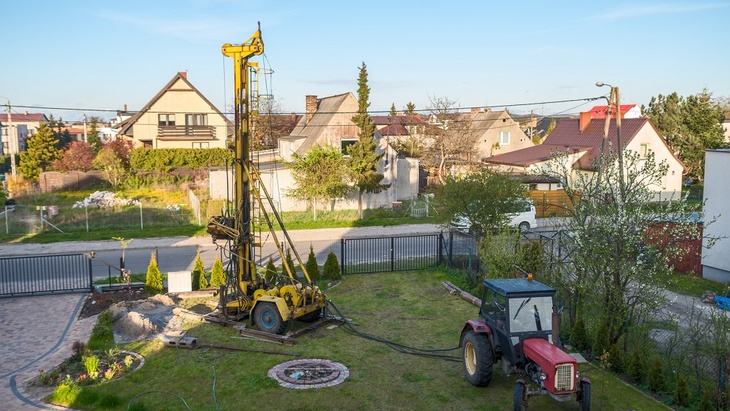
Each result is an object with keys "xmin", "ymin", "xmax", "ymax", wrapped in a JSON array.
[{"xmin": 348, "ymin": 62, "xmax": 389, "ymax": 219}]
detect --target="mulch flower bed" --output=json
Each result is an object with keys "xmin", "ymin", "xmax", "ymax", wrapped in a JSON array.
[{"xmin": 79, "ymin": 288, "xmax": 151, "ymax": 319}]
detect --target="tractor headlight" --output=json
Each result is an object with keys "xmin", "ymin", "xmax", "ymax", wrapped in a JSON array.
[
  {"xmin": 576, "ymin": 370, "xmax": 581, "ymax": 379},
  {"xmin": 539, "ymin": 372, "xmax": 548, "ymax": 381}
]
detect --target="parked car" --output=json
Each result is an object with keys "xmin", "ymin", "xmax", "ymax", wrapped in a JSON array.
[{"xmin": 451, "ymin": 200, "xmax": 537, "ymax": 233}]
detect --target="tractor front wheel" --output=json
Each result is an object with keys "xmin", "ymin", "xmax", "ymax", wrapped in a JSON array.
[
  {"xmin": 253, "ymin": 303, "xmax": 286, "ymax": 334},
  {"xmin": 578, "ymin": 380, "xmax": 591, "ymax": 411},
  {"xmin": 513, "ymin": 380, "xmax": 527, "ymax": 411},
  {"xmin": 462, "ymin": 330, "xmax": 493, "ymax": 386}
]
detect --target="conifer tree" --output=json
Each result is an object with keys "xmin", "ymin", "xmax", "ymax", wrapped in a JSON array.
[
  {"xmin": 674, "ymin": 373, "xmax": 690, "ymax": 407},
  {"xmin": 348, "ymin": 62, "xmax": 389, "ymax": 219},
  {"xmin": 628, "ymin": 346, "xmax": 646, "ymax": 384},
  {"xmin": 570, "ymin": 317, "xmax": 589, "ymax": 351},
  {"xmin": 265, "ymin": 258, "xmax": 277, "ymax": 283},
  {"xmin": 305, "ymin": 245, "xmax": 320, "ymax": 281},
  {"xmin": 322, "ymin": 252, "xmax": 341, "ymax": 281},
  {"xmin": 592, "ymin": 320, "xmax": 610, "ymax": 359},
  {"xmin": 18, "ymin": 123, "xmax": 60, "ymax": 182},
  {"xmin": 648, "ymin": 356, "xmax": 666, "ymax": 392},
  {"xmin": 144, "ymin": 252, "xmax": 163, "ymax": 294},
  {"xmin": 191, "ymin": 250, "xmax": 208, "ymax": 290},
  {"xmin": 284, "ymin": 248, "xmax": 296, "ymax": 277},
  {"xmin": 210, "ymin": 257, "xmax": 226, "ymax": 288}
]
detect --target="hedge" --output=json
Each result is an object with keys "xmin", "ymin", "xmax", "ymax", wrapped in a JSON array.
[{"xmin": 130, "ymin": 148, "xmax": 234, "ymax": 171}]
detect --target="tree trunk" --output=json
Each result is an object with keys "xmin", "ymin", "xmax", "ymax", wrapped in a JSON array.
[{"xmin": 358, "ymin": 189, "xmax": 363, "ymax": 219}]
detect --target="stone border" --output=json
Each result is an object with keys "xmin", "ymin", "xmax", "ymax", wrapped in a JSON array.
[{"xmin": 268, "ymin": 358, "xmax": 349, "ymax": 390}]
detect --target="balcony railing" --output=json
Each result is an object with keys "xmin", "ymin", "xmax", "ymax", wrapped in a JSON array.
[{"xmin": 157, "ymin": 125, "xmax": 215, "ymax": 140}]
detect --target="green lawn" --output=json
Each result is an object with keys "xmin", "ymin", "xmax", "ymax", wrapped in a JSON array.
[{"xmin": 43, "ymin": 269, "xmax": 669, "ymax": 411}]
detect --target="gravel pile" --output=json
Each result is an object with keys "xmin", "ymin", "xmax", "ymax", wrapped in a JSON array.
[{"xmin": 72, "ymin": 191, "xmax": 141, "ymax": 208}]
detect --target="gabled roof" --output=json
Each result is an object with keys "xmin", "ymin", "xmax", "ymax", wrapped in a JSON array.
[
  {"xmin": 465, "ymin": 110, "xmax": 509, "ymax": 134},
  {"xmin": 483, "ymin": 117, "xmax": 678, "ymax": 171},
  {"xmin": 290, "ymin": 93, "xmax": 355, "ymax": 155},
  {"xmin": 371, "ymin": 114, "xmax": 427, "ymax": 127},
  {"xmin": 588, "ymin": 104, "xmax": 637, "ymax": 119},
  {"xmin": 117, "ymin": 72, "xmax": 232, "ymax": 136},
  {"xmin": 0, "ymin": 113, "xmax": 48, "ymax": 123},
  {"xmin": 379, "ymin": 123, "xmax": 410, "ymax": 136}
]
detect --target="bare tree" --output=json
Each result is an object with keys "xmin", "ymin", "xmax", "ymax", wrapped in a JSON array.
[{"xmin": 422, "ymin": 95, "xmax": 478, "ymax": 183}]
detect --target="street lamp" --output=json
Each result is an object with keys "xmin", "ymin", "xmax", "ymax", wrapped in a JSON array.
[{"xmin": 596, "ymin": 82, "xmax": 625, "ymax": 197}]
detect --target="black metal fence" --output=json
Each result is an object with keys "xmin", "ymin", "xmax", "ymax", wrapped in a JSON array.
[
  {"xmin": 340, "ymin": 234, "xmax": 443, "ymax": 275},
  {"xmin": 0, "ymin": 254, "xmax": 93, "ymax": 297}
]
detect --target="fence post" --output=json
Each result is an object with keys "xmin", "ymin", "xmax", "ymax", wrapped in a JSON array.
[
  {"xmin": 88, "ymin": 254, "xmax": 94, "ymax": 293},
  {"xmin": 340, "ymin": 238, "xmax": 346, "ymax": 276},
  {"xmin": 390, "ymin": 237, "xmax": 395, "ymax": 272},
  {"xmin": 448, "ymin": 230, "xmax": 453, "ymax": 267}
]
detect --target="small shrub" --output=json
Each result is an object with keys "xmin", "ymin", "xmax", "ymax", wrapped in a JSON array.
[
  {"xmin": 592, "ymin": 320, "xmax": 610, "ymax": 360},
  {"xmin": 648, "ymin": 356, "xmax": 666, "ymax": 392},
  {"xmin": 144, "ymin": 252, "xmax": 163, "ymax": 294},
  {"xmin": 124, "ymin": 355, "xmax": 135, "ymax": 370},
  {"xmin": 699, "ymin": 384, "xmax": 715, "ymax": 411},
  {"xmin": 322, "ymin": 252, "xmax": 341, "ymax": 281},
  {"xmin": 628, "ymin": 346, "xmax": 645, "ymax": 384},
  {"xmin": 191, "ymin": 250, "xmax": 208, "ymax": 290},
  {"xmin": 264, "ymin": 259, "xmax": 277, "ymax": 283},
  {"xmin": 674, "ymin": 373, "xmax": 690, "ymax": 407},
  {"xmin": 71, "ymin": 341, "xmax": 87, "ymax": 361},
  {"xmin": 607, "ymin": 343, "xmax": 623, "ymax": 373},
  {"xmin": 285, "ymin": 248, "xmax": 296, "ymax": 276},
  {"xmin": 210, "ymin": 257, "xmax": 226, "ymax": 288},
  {"xmin": 305, "ymin": 245, "xmax": 320, "ymax": 281},
  {"xmin": 84, "ymin": 355, "xmax": 100, "ymax": 380},
  {"xmin": 570, "ymin": 317, "xmax": 589, "ymax": 352}
]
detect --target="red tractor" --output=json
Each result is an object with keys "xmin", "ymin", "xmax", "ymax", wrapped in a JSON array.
[{"xmin": 460, "ymin": 277, "xmax": 590, "ymax": 410}]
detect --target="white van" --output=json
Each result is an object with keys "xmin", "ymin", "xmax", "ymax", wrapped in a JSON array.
[{"xmin": 451, "ymin": 200, "xmax": 537, "ymax": 233}]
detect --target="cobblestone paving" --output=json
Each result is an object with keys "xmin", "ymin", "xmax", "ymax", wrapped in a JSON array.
[{"xmin": 0, "ymin": 293, "xmax": 96, "ymax": 410}]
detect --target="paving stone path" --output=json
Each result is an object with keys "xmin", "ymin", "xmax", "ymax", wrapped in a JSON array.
[{"xmin": 0, "ymin": 293, "xmax": 96, "ymax": 410}]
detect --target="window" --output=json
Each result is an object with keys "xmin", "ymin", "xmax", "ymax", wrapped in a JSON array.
[
  {"xmin": 186, "ymin": 114, "xmax": 207, "ymax": 126},
  {"xmin": 140, "ymin": 140, "xmax": 153, "ymax": 148},
  {"xmin": 192, "ymin": 142, "xmax": 209, "ymax": 149},
  {"xmin": 640, "ymin": 144, "xmax": 649, "ymax": 158},
  {"xmin": 499, "ymin": 131, "xmax": 510, "ymax": 145},
  {"xmin": 340, "ymin": 138, "xmax": 358, "ymax": 155},
  {"xmin": 158, "ymin": 114, "xmax": 175, "ymax": 126}
]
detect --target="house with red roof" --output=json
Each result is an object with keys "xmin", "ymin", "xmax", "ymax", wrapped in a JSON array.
[
  {"xmin": 587, "ymin": 104, "xmax": 641, "ymax": 119},
  {"xmin": 482, "ymin": 110, "xmax": 686, "ymax": 199}
]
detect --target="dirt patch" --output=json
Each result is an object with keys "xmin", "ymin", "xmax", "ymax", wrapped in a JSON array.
[
  {"xmin": 109, "ymin": 294, "xmax": 183, "ymax": 344},
  {"xmin": 79, "ymin": 289, "xmax": 151, "ymax": 319}
]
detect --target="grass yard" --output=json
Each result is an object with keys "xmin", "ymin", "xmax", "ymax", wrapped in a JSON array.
[{"xmin": 43, "ymin": 269, "xmax": 669, "ymax": 411}]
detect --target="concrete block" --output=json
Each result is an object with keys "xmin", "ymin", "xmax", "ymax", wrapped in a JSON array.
[{"xmin": 168, "ymin": 270, "xmax": 192, "ymax": 293}]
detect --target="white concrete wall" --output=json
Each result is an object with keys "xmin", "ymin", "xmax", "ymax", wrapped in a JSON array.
[
  {"xmin": 702, "ymin": 149, "xmax": 730, "ymax": 282},
  {"xmin": 209, "ymin": 155, "xmax": 420, "ymax": 212}
]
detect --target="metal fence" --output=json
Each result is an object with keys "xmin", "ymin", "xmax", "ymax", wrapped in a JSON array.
[
  {"xmin": 0, "ymin": 254, "xmax": 92, "ymax": 297},
  {"xmin": 340, "ymin": 234, "xmax": 442, "ymax": 275}
]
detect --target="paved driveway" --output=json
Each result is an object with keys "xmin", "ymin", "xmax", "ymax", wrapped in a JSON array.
[{"xmin": 0, "ymin": 293, "xmax": 96, "ymax": 410}]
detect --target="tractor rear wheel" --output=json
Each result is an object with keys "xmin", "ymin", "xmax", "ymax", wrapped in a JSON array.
[
  {"xmin": 253, "ymin": 303, "xmax": 286, "ymax": 334},
  {"xmin": 462, "ymin": 330, "xmax": 493, "ymax": 386},
  {"xmin": 513, "ymin": 381, "xmax": 527, "ymax": 411},
  {"xmin": 578, "ymin": 380, "xmax": 591, "ymax": 411}
]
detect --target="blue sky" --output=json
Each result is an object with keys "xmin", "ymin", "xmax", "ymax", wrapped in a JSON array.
[{"xmin": 2, "ymin": 0, "xmax": 728, "ymax": 122}]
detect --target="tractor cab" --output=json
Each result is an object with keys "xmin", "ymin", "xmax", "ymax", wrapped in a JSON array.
[{"xmin": 479, "ymin": 278, "xmax": 559, "ymax": 366}]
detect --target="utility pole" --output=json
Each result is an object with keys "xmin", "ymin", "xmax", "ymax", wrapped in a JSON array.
[
  {"xmin": 83, "ymin": 114, "xmax": 87, "ymax": 142},
  {"xmin": 5, "ymin": 100, "xmax": 16, "ymax": 178},
  {"xmin": 596, "ymin": 82, "xmax": 625, "ymax": 199}
]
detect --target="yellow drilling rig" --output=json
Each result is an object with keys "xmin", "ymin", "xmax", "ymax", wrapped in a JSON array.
[{"xmin": 206, "ymin": 23, "xmax": 327, "ymax": 334}]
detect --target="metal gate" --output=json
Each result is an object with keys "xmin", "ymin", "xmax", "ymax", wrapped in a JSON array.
[
  {"xmin": 0, "ymin": 254, "xmax": 93, "ymax": 297},
  {"xmin": 340, "ymin": 234, "xmax": 442, "ymax": 275}
]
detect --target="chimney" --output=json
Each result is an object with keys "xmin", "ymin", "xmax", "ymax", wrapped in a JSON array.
[
  {"xmin": 124, "ymin": 104, "xmax": 127, "ymax": 112},
  {"xmin": 178, "ymin": 71, "xmax": 187, "ymax": 79},
  {"xmin": 471, "ymin": 107, "xmax": 480, "ymax": 115},
  {"xmin": 579, "ymin": 111, "xmax": 591, "ymax": 132},
  {"xmin": 305, "ymin": 95, "xmax": 317, "ymax": 124}
]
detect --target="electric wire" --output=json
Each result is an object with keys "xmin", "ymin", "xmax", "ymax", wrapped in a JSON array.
[{"xmin": 326, "ymin": 300, "xmax": 462, "ymax": 363}]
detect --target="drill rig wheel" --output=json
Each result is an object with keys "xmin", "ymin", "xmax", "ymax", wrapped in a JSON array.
[{"xmin": 253, "ymin": 302, "xmax": 286, "ymax": 334}]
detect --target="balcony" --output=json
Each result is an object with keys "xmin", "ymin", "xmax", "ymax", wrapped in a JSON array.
[{"xmin": 157, "ymin": 125, "xmax": 215, "ymax": 140}]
